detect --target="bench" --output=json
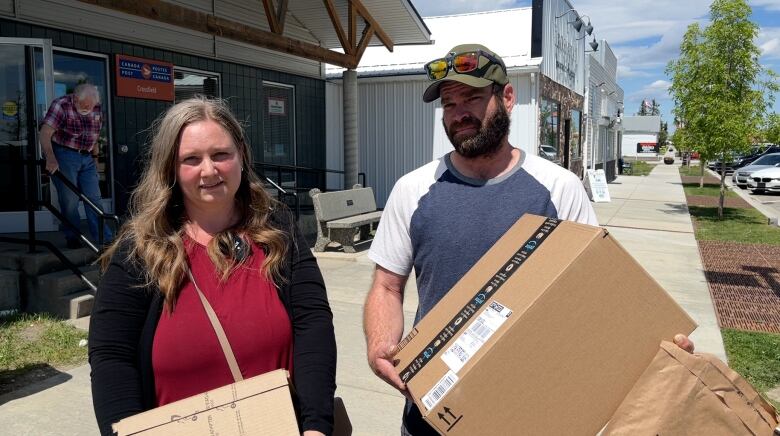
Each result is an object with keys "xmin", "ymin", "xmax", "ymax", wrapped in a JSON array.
[
  {"xmin": 620, "ymin": 160, "xmax": 633, "ymax": 175},
  {"xmin": 309, "ymin": 185, "xmax": 382, "ymax": 253}
]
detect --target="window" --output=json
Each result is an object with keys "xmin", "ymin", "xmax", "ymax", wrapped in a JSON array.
[
  {"xmin": 571, "ymin": 110, "xmax": 582, "ymax": 159},
  {"xmin": 174, "ymin": 68, "xmax": 220, "ymax": 102},
  {"xmin": 540, "ymin": 98, "xmax": 560, "ymax": 163}
]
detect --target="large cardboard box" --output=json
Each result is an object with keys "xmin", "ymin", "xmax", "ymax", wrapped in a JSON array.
[
  {"xmin": 394, "ymin": 214, "xmax": 697, "ymax": 435},
  {"xmin": 112, "ymin": 369, "xmax": 299, "ymax": 436}
]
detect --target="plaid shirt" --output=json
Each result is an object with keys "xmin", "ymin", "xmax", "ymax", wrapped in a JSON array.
[{"xmin": 42, "ymin": 94, "xmax": 103, "ymax": 152}]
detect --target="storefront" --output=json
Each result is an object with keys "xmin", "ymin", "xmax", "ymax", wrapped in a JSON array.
[
  {"xmin": 535, "ymin": 0, "xmax": 588, "ymax": 178},
  {"xmin": 0, "ymin": 1, "xmax": 429, "ymax": 234},
  {"xmin": 325, "ymin": 0, "xmax": 610, "ymax": 206},
  {"xmin": 584, "ymin": 40, "xmax": 623, "ymax": 182}
]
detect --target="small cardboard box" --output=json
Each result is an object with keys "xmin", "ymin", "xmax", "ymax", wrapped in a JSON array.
[
  {"xmin": 394, "ymin": 214, "xmax": 697, "ymax": 435},
  {"xmin": 112, "ymin": 369, "xmax": 298, "ymax": 436}
]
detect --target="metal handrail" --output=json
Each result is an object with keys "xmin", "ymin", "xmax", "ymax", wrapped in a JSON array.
[
  {"xmin": 263, "ymin": 176, "xmax": 288, "ymax": 195},
  {"xmin": 48, "ymin": 167, "xmax": 120, "ymax": 251},
  {"xmin": 258, "ymin": 162, "xmax": 367, "ymax": 190},
  {"xmin": 256, "ymin": 163, "xmax": 368, "ymax": 220}
]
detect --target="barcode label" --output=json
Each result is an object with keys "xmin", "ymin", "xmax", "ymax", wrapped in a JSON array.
[
  {"xmin": 441, "ymin": 301, "xmax": 513, "ymax": 373},
  {"xmin": 422, "ymin": 370, "xmax": 458, "ymax": 411},
  {"xmin": 468, "ymin": 318, "xmax": 492, "ymax": 342}
]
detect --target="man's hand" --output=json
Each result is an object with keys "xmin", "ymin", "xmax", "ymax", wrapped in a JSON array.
[
  {"xmin": 368, "ymin": 341, "xmax": 409, "ymax": 398},
  {"xmin": 364, "ymin": 265, "xmax": 409, "ymax": 397},
  {"xmin": 673, "ymin": 334, "xmax": 695, "ymax": 353},
  {"xmin": 45, "ymin": 156, "xmax": 59, "ymax": 174}
]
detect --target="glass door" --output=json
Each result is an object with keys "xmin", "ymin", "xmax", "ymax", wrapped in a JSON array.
[
  {"xmin": 0, "ymin": 38, "xmax": 55, "ymax": 232},
  {"xmin": 262, "ymin": 82, "xmax": 296, "ymax": 189}
]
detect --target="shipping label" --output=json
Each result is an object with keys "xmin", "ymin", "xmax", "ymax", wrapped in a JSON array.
[{"xmin": 441, "ymin": 301, "xmax": 513, "ymax": 373}]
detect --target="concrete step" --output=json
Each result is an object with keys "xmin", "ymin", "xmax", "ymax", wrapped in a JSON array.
[
  {"xmin": 24, "ymin": 265, "xmax": 100, "ymax": 317},
  {"xmin": 0, "ymin": 269, "xmax": 20, "ymax": 313},
  {"xmin": 0, "ymin": 245, "xmax": 97, "ymax": 276},
  {"xmin": 64, "ymin": 291, "xmax": 95, "ymax": 320}
]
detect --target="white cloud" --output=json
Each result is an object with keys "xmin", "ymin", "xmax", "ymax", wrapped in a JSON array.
[
  {"xmin": 617, "ymin": 65, "xmax": 651, "ymax": 79},
  {"xmin": 759, "ymin": 27, "xmax": 780, "ymax": 59},
  {"xmin": 627, "ymin": 80, "xmax": 672, "ymax": 104},
  {"xmin": 574, "ymin": 0, "xmax": 710, "ymax": 43}
]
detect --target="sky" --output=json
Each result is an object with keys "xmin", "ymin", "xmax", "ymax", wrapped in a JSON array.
[{"xmin": 410, "ymin": 0, "xmax": 780, "ymax": 132}]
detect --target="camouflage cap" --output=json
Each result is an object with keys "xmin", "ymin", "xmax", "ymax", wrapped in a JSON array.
[{"xmin": 422, "ymin": 43, "xmax": 508, "ymax": 103}]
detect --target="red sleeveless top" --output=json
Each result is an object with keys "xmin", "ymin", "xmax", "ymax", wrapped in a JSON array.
[{"xmin": 152, "ymin": 238, "xmax": 293, "ymax": 406}]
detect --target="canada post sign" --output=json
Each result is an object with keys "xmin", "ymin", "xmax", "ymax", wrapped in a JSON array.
[{"xmin": 115, "ymin": 55, "xmax": 173, "ymax": 101}]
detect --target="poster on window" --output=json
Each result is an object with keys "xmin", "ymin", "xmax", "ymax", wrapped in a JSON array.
[
  {"xmin": 637, "ymin": 142, "xmax": 658, "ymax": 154},
  {"xmin": 115, "ymin": 54, "xmax": 174, "ymax": 101},
  {"xmin": 268, "ymin": 97, "xmax": 287, "ymax": 116}
]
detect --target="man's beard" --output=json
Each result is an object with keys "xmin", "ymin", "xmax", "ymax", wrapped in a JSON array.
[{"xmin": 444, "ymin": 101, "xmax": 510, "ymax": 159}]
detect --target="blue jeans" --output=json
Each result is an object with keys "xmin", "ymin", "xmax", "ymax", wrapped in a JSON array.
[{"xmin": 52, "ymin": 146, "xmax": 114, "ymax": 245}]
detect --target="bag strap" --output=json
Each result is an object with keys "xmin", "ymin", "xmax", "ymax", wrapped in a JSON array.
[{"xmin": 186, "ymin": 268, "xmax": 244, "ymax": 383}]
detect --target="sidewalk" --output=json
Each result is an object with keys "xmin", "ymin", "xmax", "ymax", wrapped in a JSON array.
[
  {"xmin": 0, "ymin": 163, "xmax": 726, "ymax": 435},
  {"xmin": 595, "ymin": 163, "xmax": 726, "ymax": 361}
]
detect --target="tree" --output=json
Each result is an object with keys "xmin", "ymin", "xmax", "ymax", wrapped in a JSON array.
[
  {"xmin": 667, "ymin": 0, "xmax": 777, "ymax": 218},
  {"xmin": 764, "ymin": 113, "xmax": 780, "ymax": 145},
  {"xmin": 658, "ymin": 121, "xmax": 669, "ymax": 148},
  {"xmin": 637, "ymin": 98, "xmax": 661, "ymax": 116}
]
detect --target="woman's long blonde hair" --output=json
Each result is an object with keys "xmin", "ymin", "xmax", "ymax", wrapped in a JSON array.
[{"xmin": 100, "ymin": 97, "xmax": 288, "ymax": 310}]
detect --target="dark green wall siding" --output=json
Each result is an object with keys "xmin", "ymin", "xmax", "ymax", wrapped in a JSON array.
[{"xmin": 0, "ymin": 18, "xmax": 326, "ymax": 215}]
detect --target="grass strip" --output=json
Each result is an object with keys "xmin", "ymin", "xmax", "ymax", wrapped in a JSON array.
[
  {"xmin": 679, "ymin": 165, "xmax": 711, "ymax": 177},
  {"xmin": 625, "ymin": 160, "xmax": 653, "ymax": 176},
  {"xmin": 722, "ymin": 329, "xmax": 780, "ymax": 409},
  {"xmin": 688, "ymin": 205, "xmax": 780, "ymax": 244},
  {"xmin": 683, "ymin": 183, "xmax": 738, "ymax": 198},
  {"xmin": 0, "ymin": 313, "xmax": 87, "ymax": 372}
]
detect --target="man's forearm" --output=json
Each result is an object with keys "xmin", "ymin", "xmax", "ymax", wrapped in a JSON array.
[
  {"xmin": 39, "ymin": 125, "xmax": 55, "ymax": 158},
  {"xmin": 364, "ymin": 281, "xmax": 406, "ymax": 351}
]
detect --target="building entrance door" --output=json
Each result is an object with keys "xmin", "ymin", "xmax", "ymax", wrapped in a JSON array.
[
  {"xmin": 262, "ymin": 82, "xmax": 296, "ymax": 189},
  {"xmin": 0, "ymin": 38, "xmax": 55, "ymax": 232}
]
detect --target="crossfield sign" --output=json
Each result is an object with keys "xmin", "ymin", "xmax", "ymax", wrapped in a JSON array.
[
  {"xmin": 115, "ymin": 55, "xmax": 174, "ymax": 101},
  {"xmin": 637, "ymin": 142, "xmax": 658, "ymax": 154}
]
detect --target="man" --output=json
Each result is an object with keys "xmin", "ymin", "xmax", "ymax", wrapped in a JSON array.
[
  {"xmin": 40, "ymin": 83, "xmax": 113, "ymax": 248},
  {"xmin": 362, "ymin": 44, "xmax": 693, "ymax": 435}
]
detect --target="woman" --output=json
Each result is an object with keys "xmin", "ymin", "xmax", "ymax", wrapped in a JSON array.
[{"xmin": 89, "ymin": 97, "xmax": 336, "ymax": 436}]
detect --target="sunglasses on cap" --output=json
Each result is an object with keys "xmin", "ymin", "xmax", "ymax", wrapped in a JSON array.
[{"xmin": 424, "ymin": 50, "xmax": 504, "ymax": 81}]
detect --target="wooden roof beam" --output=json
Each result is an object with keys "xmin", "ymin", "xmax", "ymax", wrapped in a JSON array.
[
  {"xmin": 262, "ymin": 0, "xmax": 281, "ymax": 34},
  {"xmin": 354, "ymin": 25, "xmax": 375, "ymax": 61},
  {"xmin": 76, "ymin": 0, "xmax": 359, "ymax": 68},
  {"xmin": 350, "ymin": 0, "xmax": 393, "ymax": 52},
  {"xmin": 323, "ymin": 0, "xmax": 352, "ymax": 55},
  {"xmin": 261, "ymin": 0, "xmax": 288, "ymax": 35}
]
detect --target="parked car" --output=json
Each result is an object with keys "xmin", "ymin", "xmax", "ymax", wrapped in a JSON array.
[
  {"xmin": 731, "ymin": 153, "xmax": 780, "ymax": 188},
  {"xmin": 708, "ymin": 159, "xmax": 739, "ymax": 174},
  {"xmin": 734, "ymin": 145, "xmax": 780, "ymax": 169},
  {"xmin": 539, "ymin": 144, "xmax": 557, "ymax": 161},
  {"xmin": 748, "ymin": 166, "xmax": 780, "ymax": 194}
]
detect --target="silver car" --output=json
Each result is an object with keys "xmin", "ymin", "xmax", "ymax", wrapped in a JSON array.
[
  {"xmin": 732, "ymin": 153, "xmax": 780, "ymax": 188},
  {"xmin": 748, "ymin": 166, "xmax": 780, "ymax": 193}
]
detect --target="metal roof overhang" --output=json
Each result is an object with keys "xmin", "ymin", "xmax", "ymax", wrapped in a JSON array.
[{"xmin": 76, "ymin": 0, "xmax": 432, "ymax": 69}]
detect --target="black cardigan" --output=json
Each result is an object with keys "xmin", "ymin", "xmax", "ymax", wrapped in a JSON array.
[{"xmin": 88, "ymin": 209, "xmax": 337, "ymax": 435}]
